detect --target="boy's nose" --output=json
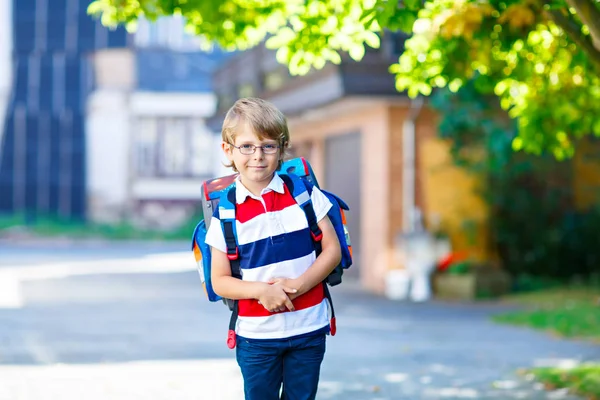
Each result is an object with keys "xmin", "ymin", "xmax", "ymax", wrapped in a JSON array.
[{"xmin": 253, "ymin": 148, "xmax": 265, "ymax": 157}]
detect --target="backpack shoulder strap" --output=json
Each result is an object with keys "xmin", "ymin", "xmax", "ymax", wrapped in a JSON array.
[
  {"xmin": 280, "ymin": 173, "xmax": 337, "ymax": 335},
  {"xmin": 218, "ymin": 185, "xmax": 241, "ymax": 279},
  {"xmin": 280, "ymin": 173, "xmax": 323, "ymax": 247},
  {"xmin": 218, "ymin": 184, "xmax": 242, "ymax": 349}
]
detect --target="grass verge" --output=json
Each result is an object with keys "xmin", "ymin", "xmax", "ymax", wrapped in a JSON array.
[
  {"xmin": 0, "ymin": 213, "xmax": 199, "ymax": 241},
  {"xmin": 492, "ymin": 287, "xmax": 600, "ymax": 341},
  {"xmin": 527, "ymin": 364, "xmax": 600, "ymax": 399},
  {"xmin": 496, "ymin": 288, "xmax": 600, "ymax": 398}
]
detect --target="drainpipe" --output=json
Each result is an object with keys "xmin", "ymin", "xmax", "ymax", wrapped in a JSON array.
[{"xmin": 402, "ymin": 96, "xmax": 424, "ymax": 232}]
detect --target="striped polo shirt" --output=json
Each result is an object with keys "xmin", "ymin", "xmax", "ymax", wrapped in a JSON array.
[{"xmin": 205, "ymin": 174, "xmax": 332, "ymax": 339}]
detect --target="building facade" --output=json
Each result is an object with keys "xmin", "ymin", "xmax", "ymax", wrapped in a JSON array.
[
  {"xmin": 85, "ymin": 17, "xmax": 231, "ymax": 229},
  {"xmin": 0, "ymin": 0, "xmax": 129, "ymax": 220}
]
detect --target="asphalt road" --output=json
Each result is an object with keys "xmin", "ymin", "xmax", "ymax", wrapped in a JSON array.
[{"xmin": 0, "ymin": 240, "xmax": 598, "ymax": 399}]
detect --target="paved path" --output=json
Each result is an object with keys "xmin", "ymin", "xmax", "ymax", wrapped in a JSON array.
[{"xmin": 0, "ymin": 241, "xmax": 598, "ymax": 399}]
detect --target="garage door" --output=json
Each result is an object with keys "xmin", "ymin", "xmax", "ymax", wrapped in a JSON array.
[{"xmin": 325, "ymin": 132, "xmax": 361, "ymax": 280}]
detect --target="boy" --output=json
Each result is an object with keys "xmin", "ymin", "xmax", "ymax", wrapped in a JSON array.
[{"xmin": 205, "ymin": 97, "xmax": 341, "ymax": 400}]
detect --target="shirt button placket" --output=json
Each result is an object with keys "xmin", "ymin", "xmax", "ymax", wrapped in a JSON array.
[{"xmin": 261, "ymin": 194, "xmax": 274, "ymax": 240}]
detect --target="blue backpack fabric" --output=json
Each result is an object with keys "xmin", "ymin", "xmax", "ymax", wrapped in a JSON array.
[{"xmin": 192, "ymin": 157, "xmax": 353, "ymax": 305}]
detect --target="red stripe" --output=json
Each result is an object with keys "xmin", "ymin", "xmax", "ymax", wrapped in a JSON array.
[
  {"xmin": 236, "ymin": 186, "xmax": 296, "ymax": 223},
  {"xmin": 238, "ymin": 284, "xmax": 325, "ymax": 317},
  {"xmin": 235, "ymin": 197, "xmax": 265, "ymax": 224},
  {"xmin": 301, "ymin": 157, "xmax": 309, "ymax": 175}
]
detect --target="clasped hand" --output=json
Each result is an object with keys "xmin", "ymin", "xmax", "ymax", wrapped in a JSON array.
[{"xmin": 258, "ymin": 278, "xmax": 298, "ymax": 313}]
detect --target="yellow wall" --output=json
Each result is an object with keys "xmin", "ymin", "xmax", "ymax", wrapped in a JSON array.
[{"xmin": 418, "ymin": 138, "xmax": 492, "ymax": 263}]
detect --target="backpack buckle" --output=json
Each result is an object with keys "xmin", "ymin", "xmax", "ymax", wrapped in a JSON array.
[
  {"xmin": 227, "ymin": 329, "xmax": 237, "ymax": 349},
  {"xmin": 227, "ymin": 247, "xmax": 239, "ymax": 261},
  {"xmin": 310, "ymin": 230, "xmax": 323, "ymax": 242}
]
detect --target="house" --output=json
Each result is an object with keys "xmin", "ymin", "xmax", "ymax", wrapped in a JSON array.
[
  {"xmin": 207, "ymin": 35, "xmax": 492, "ymax": 294},
  {"xmin": 86, "ymin": 17, "xmax": 231, "ymax": 229}
]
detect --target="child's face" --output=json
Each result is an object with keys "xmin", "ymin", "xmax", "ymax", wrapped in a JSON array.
[{"xmin": 223, "ymin": 122, "xmax": 281, "ymax": 188}]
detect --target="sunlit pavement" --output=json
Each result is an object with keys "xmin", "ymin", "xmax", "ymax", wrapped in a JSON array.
[
  {"xmin": 0, "ymin": 360, "xmax": 243, "ymax": 400},
  {"xmin": 0, "ymin": 240, "xmax": 598, "ymax": 399}
]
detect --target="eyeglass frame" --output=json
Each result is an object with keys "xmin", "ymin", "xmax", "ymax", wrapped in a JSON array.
[{"xmin": 228, "ymin": 143, "xmax": 281, "ymax": 155}]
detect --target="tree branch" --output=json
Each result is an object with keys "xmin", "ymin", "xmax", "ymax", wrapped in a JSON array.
[
  {"xmin": 546, "ymin": 8, "xmax": 600, "ymax": 71},
  {"xmin": 565, "ymin": 0, "xmax": 600, "ymax": 51}
]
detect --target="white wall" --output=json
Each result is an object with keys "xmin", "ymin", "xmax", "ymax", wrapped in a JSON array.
[
  {"xmin": 130, "ymin": 92, "xmax": 215, "ymax": 117},
  {"xmin": 0, "ymin": 0, "xmax": 13, "ymax": 147},
  {"xmin": 86, "ymin": 90, "xmax": 132, "ymax": 223},
  {"xmin": 86, "ymin": 49, "xmax": 135, "ymax": 223},
  {"xmin": 131, "ymin": 178, "xmax": 207, "ymax": 199}
]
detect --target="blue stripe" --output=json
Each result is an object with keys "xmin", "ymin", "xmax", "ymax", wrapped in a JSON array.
[{"xmin": 239, "ymin": 228, "xmax": 315, "ymax": 269}]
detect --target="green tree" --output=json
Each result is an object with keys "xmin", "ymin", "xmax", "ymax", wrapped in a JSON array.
[{"xmin": 89, "ymin": 0, "xmax": 600, "ymax": 157}]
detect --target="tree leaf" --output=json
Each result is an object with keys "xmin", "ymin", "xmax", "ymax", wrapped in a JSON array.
[
  {"xmin": 349, "ymin": 43, "xmax": 366, "ymax": 61},
  {"xmin": 389, "ymin": 9, "xmax": 418, "ymax": 32}
]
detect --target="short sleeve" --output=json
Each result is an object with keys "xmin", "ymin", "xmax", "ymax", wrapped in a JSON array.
[
  {"xmin": 310, "ymin": 186, "xmax": 333, "ymax": 222},
  {"xmin": 204, "ymin": 210, "xmax": 227, "ymax": 253}
]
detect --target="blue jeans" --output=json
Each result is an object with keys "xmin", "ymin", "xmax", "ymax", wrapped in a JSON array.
[{"xmin": 236, "ymin": 332, "xmax": 326, "ymax": 400}]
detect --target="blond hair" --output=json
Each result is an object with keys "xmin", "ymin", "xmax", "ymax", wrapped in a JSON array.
[{"xmin": 222, "ymin": 97, "xmax": 290, "ymax": 172}]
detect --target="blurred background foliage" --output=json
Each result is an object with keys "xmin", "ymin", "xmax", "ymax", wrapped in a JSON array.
[
  {"xmin": 430, "ymin": 82, "xmax": 600, "ymax": 283},
  {"xmin": 90, "ymin": 0, "xmax": 600, "ymax": 157}
]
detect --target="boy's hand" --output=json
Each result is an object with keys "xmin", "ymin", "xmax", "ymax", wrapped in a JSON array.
[
  {"xmin": 258, "ymin": 283, "xmax": 297, "ymax": 313},
  {"xmin": 268, "ymin": 278, "xmax": 302, "ymax": 301}
]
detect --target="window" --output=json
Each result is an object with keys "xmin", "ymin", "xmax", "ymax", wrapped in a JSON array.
[
  {"xmin": 190, "ymin": 121, "xmax": 213, "ymax": 175},
  {"xmin": 159, "ymin": 118, "xmax": 188, "ymax": 176},
  {"xmin": 134, "ymin": 117, "xmax": 213, "ymax": 178},
  {"xmin": 135, "ymin": 118, "xmax": 158, "ymax": 176}
]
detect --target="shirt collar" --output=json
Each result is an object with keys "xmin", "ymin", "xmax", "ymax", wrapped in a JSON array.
[{"xmin": 235, "ymin": 174, "xmax": 285, "ymax": 204}]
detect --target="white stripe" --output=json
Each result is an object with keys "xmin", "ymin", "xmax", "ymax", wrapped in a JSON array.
[
  {"xmin": 310, "ymin": 187, "xmax": 334, "ymax": 222},
  {"xmin": 295, "ymin": 191, "xmax": 310, "ymax": 205},
  {"xmin": 236, "ymin": 205, "xmax": 308, "ymax": 245},
  {"xmin": 237, "ymin": 300, "xmax": 329, "ymax": 339},
  {"xmin": 219, "ymin": 208, "xmax": 235, "ymax": 220},
  {"xmin": 241, "ymin": 252, "xmax": 316, "ymax": 282}
]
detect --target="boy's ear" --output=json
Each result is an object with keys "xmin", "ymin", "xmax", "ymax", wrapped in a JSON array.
[{"xmin": 221, "ymin": 141, "xmax": 233, "ymax": 160}]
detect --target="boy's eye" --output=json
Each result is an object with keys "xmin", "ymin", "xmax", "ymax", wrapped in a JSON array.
[
  {"xmin": 263, "ymin": 144, "xmax": 277, "ymax": 150},
  {"xmin": 240, "ymin": 144, "xmax": 254, "ymax": 150}
]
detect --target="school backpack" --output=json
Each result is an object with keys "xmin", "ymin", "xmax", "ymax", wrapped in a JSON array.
[{"xmin": 191, "ymin": 157, "xmax": 353, "ymax": 348}]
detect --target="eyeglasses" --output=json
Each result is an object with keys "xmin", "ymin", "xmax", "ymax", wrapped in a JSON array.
[{"xmin": 230, "ymin": 143, "xmax": 280, "ymax": 155}]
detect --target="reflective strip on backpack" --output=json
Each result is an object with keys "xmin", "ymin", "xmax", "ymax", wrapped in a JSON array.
[
  {"xmin": 294, "ymin": 190, "xmax": 310, "ymax": 206},
  {"xmin": 219, "ymin": 208, "xmax": 235, "ymax": 220}
]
